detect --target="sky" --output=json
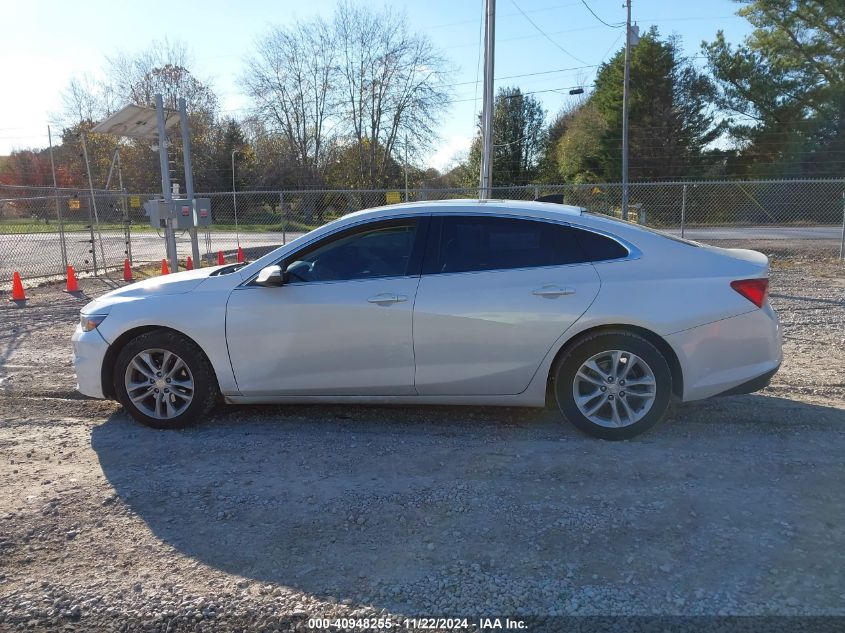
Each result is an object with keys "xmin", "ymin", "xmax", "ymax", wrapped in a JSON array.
[{"xmin": 1, "ymin": 0, "xmax": 753, "ymax": 170}]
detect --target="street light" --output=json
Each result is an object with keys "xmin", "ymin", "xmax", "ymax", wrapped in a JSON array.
[{"xmin": 231, "ymin": 149, "xmax": 241, "ymax": 248}]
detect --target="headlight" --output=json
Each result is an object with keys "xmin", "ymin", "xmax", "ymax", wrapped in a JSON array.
[{"xmin": 80, "ymin": 314, "xmax": 107, "ymax": 332}]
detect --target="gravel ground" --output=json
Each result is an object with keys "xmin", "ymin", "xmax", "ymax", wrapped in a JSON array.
[{"xmin": 0, "ymin": 257, "xmax": 844, "ymax": 632}]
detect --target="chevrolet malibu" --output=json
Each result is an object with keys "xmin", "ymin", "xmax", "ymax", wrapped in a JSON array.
[{"xmin": 72, "ymin": 199, "xmax": 782, "ymax": 439}]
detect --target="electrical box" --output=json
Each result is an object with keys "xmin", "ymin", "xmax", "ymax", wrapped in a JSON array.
[
  {"xmin": 144, "ymin": 199, "xmax": 169, "ymax": 229},
  {"xmin": 144, "ymin": 197, "xmax": 212, "ymax": 229},
  {"xmin": 195, "ymin": 198, "xmax": 212, "ymax": 227}
]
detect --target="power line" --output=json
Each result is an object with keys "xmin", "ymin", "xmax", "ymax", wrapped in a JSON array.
[
  {"xmin": 448, "ymin": 63, "xmax": 601, "ymax": 88},
  {"xmin": 580, "ymin": 0, "xmax": 624, "ymax": 28},
  {"xmin": 423, "ymin": 1, "xmax": 583, "ymax": 31},
  {"xmin": 509, "ymin": 0, "xmax": 590, "ymax": 65}
]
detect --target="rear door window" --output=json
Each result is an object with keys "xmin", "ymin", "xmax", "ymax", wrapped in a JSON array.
[{"xmin": 423, "ymin": 216, "xmax": 591, "ymax": 274}]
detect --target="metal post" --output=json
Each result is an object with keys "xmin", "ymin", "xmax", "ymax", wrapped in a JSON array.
[
  {"xmin": 621, "ymin": 0, "xmax": 632, "ymax": 220},
  {"xmin": 80, "ymin": 132, "xmax": 103, "ymax": 276},
  {"xmin": 47, "ymin": 125, "xmax": 67, "ymax": 271},
  {"xmin": 280, "ymin": 191, "xmax": 287, "ymax": 245},
  {"xmin": 839, "ymin": 191, "xmax": 845, "ymax": 261},
  {"xmin": 680, "ymin": 183, "xmax": 687, "ymax": 238},
  {"xmin": 179, "ymin": 97, "xmax": 201, "ymax": 266},
  {"xmin": 116, "ymin": 152, "xmax": 132, "ymax": 266},
  {"xmin": 478, "ymin": 0, "xmax": 495, "ymax": 200},
  {"xmin": 231, "ymin": 150, "xmax": 241, "ymax": 248},
  {"xmin": 155, "ymin": 93, "xmax": 178, "ymax": 273}
]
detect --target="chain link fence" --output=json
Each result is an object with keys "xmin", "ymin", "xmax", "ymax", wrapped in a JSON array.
[{"xmin": 2, "ymin": 180, "xmax": 844, "ymax": 283}]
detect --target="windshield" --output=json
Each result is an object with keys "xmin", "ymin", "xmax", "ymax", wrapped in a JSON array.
[{"xmin": 586, "ymin": 213, "xmax": 702, "ymax": 247}]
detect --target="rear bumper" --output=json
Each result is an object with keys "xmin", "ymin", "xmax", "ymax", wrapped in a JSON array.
[
  {"xmin": 667, "ymin": 304, "xmax": 782, "ymax": 402},
  {"xmin": 71, "ymin": 326, "xmax": 109, "ymax": 399},
  {"xmin": 710, "ymin": 363, "xmax": 780, "ymax": 398}
]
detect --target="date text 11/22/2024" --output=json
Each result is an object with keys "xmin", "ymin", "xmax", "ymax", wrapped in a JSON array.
[{"xmin": 307, "ymin": 617, "xmax": 527, "ymax": 630}]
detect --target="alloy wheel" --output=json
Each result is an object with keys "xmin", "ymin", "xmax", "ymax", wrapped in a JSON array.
[
  {"xmin": 571, "ymin": 349, "xmax": 657, "ymax": 428},
  {"xmin": 123, "ymin": 348, "xmax": 195, "ymax": 420}
]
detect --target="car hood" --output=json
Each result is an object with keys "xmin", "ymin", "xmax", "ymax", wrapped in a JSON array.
[{"xmin": 81, "ymin": 267, "xmax": 225, "ymax": 314}]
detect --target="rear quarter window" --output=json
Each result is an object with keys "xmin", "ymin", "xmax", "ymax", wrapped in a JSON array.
[{"xmin": 572, "ymin": 228, "xmax": 629, "ymax": 262}]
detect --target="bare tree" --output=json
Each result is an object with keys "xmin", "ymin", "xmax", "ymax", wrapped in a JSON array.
[
  {"xmin": 60, "ymin": 74, "xmax": 117, "ymax": 126},
  {"xmin": 242, "ymin": 2, "xmax": 451, "ymax": 188},
  {"xmin": 334, "ymin": 1, "xmax": 450, "ymax": 187},
  {"xmin": 107, "ymin": 39, "xmax": 218, "ymax": 115},
  {"xmin": 242, "ymin": 19, "xmax": 337, "ymax": 186}
]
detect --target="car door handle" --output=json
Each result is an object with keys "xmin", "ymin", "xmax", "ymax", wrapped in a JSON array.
[
  {"xmin": 532, "ymin": 285, "xmax": 575, "ymax": 297},
  {"xmin": 367, "ymin": 293, "xmax": 408, "ymax": 305}
]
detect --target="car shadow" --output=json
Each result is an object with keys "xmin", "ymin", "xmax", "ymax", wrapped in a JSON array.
[{"xmin": 91, "ymin": 394, "xmax": 845, "ymax": 614}]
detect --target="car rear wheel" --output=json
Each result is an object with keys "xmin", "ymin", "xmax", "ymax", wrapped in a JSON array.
[
  {"xmin": 114, "ymin": 330, "xmax": 218, "ymax": 429},
  {"xmin": 554, "ymin": 331, "xmax": 672, "ymax": 440}
]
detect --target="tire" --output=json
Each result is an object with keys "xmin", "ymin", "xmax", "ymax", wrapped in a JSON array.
[
  {"xmin": 113, "ymin": 329, "xmax": 218, "ymax": 429},
  {"xmin": 553, "ymin": 330, "xmax": 672, "ymax": 440}
]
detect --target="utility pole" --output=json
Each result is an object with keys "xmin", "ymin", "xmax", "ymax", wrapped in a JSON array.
[
  {"xmin": 621, "ymin": 0, "xmax": 632, "ymax": 220},
  {"xmin": 155, "ymin": 93, "xmax": 178, "ymax": 273},
  {"xmin": 479, "ymin": 0, "xmax": 495, "ymax": 200},
  {"xmin": 178, "ymin": 97, "xmax": 201, "ymax": 266},
  {"xmin": 404, "ymin": 134, "xmax": 409, "ymax": 202}
]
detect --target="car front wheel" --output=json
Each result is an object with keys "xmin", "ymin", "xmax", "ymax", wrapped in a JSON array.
[
  {"xmin": 114, "ymin": 330, "xmax": 218, "ymax": 429},
  {"xmin": 554, "ymin": 331, "xmax": 672, "ymax": 440}
]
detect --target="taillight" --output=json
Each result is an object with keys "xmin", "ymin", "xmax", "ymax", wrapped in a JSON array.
[{"xmin": 731, "ymin": 278, "xmax": 769, "ymax": 308}]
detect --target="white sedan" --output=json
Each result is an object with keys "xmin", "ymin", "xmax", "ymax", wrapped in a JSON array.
[{"xmin": 72, "ymin": 199, "xmax": 782, "ymax": 439}]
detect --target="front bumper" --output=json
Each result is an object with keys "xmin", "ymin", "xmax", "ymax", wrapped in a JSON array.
[
  {"xmin": 667, "ymin": 303, "xmax": 783, "ymax": 402},
  {"xmin": 71, "ymin": 325, "xmax": 109, "ymax": 399}
]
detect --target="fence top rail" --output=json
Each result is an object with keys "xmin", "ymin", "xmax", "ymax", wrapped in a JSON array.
[
  {"xmin": 192, "ymin": 180, "xmax": 845, "ymax": 196},
  {"xmin": 6, "ymin": 178, "xmax": 845, "ymax": 202}
]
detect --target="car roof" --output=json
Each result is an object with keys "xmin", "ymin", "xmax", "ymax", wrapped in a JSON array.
[{"xmin": 343, "ymin": 198, "xmax": 583, "ymax": 221}]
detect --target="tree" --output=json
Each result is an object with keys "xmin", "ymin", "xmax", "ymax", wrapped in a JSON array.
[
  {"xmin": 333, "ymin": 1, "xmax": 450, "ymax": 188},
  {"xmin": 243, "ymin": 18, "xmax": 336, "ymax": 186},
  {"xmin": 54, "ymin": 40, "xmax": 224, "ymax": 193},
  {"xmin": 242, "ymin": 3, "xmax": 451, "ymax": 189},
  {"xmin": 61, "ymin": 74, "xmax": 116, "ymax": 126},
  {"xmin": 324, "ymin": 139, "xmax": 403, "ymax": 189},
  {"xmin": 465, "ymin": 87, "xmax": 547, "ymax": 186},
  {"xmin": 555, "ymin": 103, "xmax": 608, "ymax": 183},
  {"xmin": 196, "ymin": 117, "xmax": 254, "ymax": 193},
  {"xmin": 703, "ymin": 0, "xmax": 845, "ymax": 177},
  {"xmin": 107, "ymin": 39, "xmax": 217, "ymax": 115},
  {"xmin": 0, "ymin": 149, "xmax": 59, "ymax": 187},
  {"xmin": 537, "ymin": 102, "xmax": 582, "ymax": 182},
  {"xmin": 589, "ymin": 29, "xmax": 723, "ymax": 181}
]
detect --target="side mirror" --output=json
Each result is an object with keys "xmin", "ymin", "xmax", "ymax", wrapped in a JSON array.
[{"xmin": 255, "ymin": 265, "xmax": 284, "ymax": 287}]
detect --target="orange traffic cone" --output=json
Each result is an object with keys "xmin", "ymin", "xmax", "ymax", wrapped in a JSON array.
[
  {"xmin": 64, "ymin": 265, "xmax": 80, "ymax": 293},
  {"xmin": 161, "ymin": 259, "xmax": 170, "ymax": 275},
  {"xmin": 9, "ymin": 271, "xmax": 27, "ymax": 302},
  {"xmin": 217, "ymin": 250, "xmax": 225, "ymax": 265},
  {"xmin": 186, "ymin": 256, "xmax": 193, "ymax": 270},
  {"xmin": 123, "ymin": 258, "xmax": 133, "ymax": 282},
  {"xmin": 237, "ymin": 246, "xmax": 245, "ymax": 263}
]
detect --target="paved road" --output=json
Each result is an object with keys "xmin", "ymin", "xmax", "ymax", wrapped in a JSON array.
[
  {"xmin": 2, "ymin": 224, "xmax": 842, "ymax": 282},
  {"xmin": 668, "ymin": 225, "xmax": 842, "ymax": 241},
  {"xmin": 1, "ymin": 230, "xmax": 304, "ymax": 282}
]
